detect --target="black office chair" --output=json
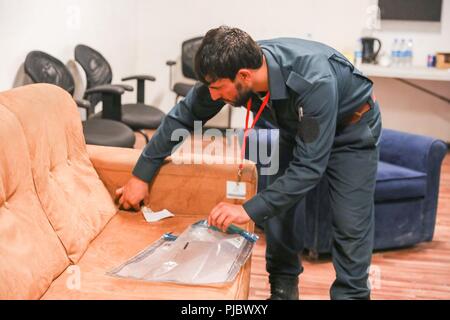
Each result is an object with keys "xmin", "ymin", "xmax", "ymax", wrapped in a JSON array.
[
  {"xmin": 24, "ymin": 51, "xmax": 136, "ymax": 148},
  {"xmin": 75, "ymin": 44, "xmax": 165, "ymax": 143},
  {"xmin": 166, "ymin": 37, "xmax": 232, "ymax": 129},
  {"xmin": 166, "ymin": 36, "xmax": 203, "ymax": 103}
]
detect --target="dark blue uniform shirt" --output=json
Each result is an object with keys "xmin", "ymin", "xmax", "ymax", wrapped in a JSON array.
[{"xmin": 133, "ymin": 38, "xmax": 374, "ymax": 225}]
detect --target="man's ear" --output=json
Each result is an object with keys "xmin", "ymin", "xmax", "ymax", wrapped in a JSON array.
[{"xmin": 237, "ymin": 69, "xmax": 252, "ymax": 84}]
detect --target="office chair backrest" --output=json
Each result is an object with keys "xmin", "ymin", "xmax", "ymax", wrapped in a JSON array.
[
  {"xmin": 181, "ymin": 37, "xmax": 203, "ymax": 80},
  {"xmin": 74, "ymin": 44, "xmax": 113, "ymax": 106},
  {"xmin": 24, "ymin": 51, "xmax": 75, "ymax": 95}
]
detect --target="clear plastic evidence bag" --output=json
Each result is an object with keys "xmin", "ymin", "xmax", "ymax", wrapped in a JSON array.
[{"xmin": 108, "ymin": 220, "xmax": 259, "ymax": 285}]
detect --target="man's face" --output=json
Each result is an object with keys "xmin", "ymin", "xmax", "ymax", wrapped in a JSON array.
[{"xmin": 207, "ymin": 75, "xmax": 253, "ymax": 107}]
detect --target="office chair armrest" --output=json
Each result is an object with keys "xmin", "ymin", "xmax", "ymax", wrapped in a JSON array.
[
  {"xmin": 74, "ymin": 98, "xmax": 91, "ymax": 110},
  {"xmin": 113, "ymin": 84, "xmax": 134, "ymax": 92},
  {"xmin": 85, "ymin": 84, "xmax": 125, "ymax": 96},
  {"xmin": 84, "ymin": 85, "xmax": 125, "ymax": 121},
  {"xmin": 166, "ymin": 60, "xmax": 177, "ymax": 66},
  {"xmin": 121, "ymin": 75, "xmax": 156, "ymax": 104},
  {"xmin": 122, "ymin": 75, "xmax": 156, "ymax": 82},
  {"xmin": 74, "ymin": 98, "xmax": 95, "ymax": 117}
]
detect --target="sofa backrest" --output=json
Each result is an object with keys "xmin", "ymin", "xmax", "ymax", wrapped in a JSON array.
[
  {"xmin": 0, "ymin": 84, "xmax": 117, "ymax": 263},
  {"xmin": 0, "ymin": 103, "xmax": 70, "ymax": 299}
]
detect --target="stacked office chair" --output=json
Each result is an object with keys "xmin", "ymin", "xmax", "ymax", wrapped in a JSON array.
[
  {"xmin": 75, "ymin": 44, "xmax": 165, "ymax": 142},
  {"xmin": 24, "ymin": 51, "xmax": 136, "ymax": 148},
  {"xmin": 166, "ymin": 36, "xmax": 203, "ymax": 103}
]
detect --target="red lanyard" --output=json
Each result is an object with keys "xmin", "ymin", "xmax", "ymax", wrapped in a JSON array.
[{"xmin": 238, "ymin": 92, "xmax": 271, "ymax": 179}]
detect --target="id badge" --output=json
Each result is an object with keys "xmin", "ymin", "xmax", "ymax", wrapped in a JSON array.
[{"xmin": 226, "ymin": 181, "xmax": 247, "ymax": 200}]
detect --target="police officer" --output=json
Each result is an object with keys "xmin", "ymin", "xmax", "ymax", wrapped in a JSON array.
[{"xmin": 116, "ymin": 26, "xmax": 382, "ymax": 300}]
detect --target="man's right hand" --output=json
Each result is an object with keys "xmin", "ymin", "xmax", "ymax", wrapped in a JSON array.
[{"xmin": 115, "ymin": 176, "xmax": 149, "ymax": 211}]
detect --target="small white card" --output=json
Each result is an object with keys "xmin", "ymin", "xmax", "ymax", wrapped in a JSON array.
[
  {"xmin": 142, "ymin": 207, "xmax": 175, "ymax": 223},
  {"xmin": 226, "ymin": 181, "xmax": 247, "ymax": 200}
]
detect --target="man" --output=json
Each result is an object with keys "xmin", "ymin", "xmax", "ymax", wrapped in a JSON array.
[{"xmin": 116, "ymin": 26, "xmax": 382, "ymax": 300}]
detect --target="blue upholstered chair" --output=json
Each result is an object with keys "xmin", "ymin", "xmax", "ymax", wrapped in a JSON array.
[{"xmin": 248, "ymin": 128, "xmax": 448, "ymax": 258}]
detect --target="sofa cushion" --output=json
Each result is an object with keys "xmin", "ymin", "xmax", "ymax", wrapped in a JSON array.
[
  {"xmin": 0, "ymin": 104, "xmax": 70, "ymax": 299},
  {"xmin": 375, "ymin": 161, "xmax": 427, "ymax": 202},
  {"xmin": 0, "ymin": 84, "xmax": 117, "ymax": 263},
  {"xmin": 41, "ymin": 211, "xmax": 252, "ymax": 300}
]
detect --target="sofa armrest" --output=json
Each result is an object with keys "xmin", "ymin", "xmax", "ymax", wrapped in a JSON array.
[
  {"xmin": 379, "ymin": 129, "xmax": 448, "ymax": 241},
  {"xmin": 86, "ymin": 145, "xmax": 258, "ymax": 218},
  {"xmin": 379, "ymin": 129, "xmax": 447, "ymax": 173}
]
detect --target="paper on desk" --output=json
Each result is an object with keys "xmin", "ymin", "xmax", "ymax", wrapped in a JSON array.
[{"xmin": 142, "ymin": 206, "xmax": 174, "ymax": 223}]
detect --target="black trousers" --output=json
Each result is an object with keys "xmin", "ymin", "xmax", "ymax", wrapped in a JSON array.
[{"xmin": 264, "ymin": 102, "xmax": 382, "ymax": 300}]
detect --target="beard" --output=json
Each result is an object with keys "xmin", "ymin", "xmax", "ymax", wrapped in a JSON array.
[{"xmin": 228, "ymin": 82, "xmax": 253, "ymax": 107}]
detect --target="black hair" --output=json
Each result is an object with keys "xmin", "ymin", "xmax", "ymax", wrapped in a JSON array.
[{"xmin": 195, "ymin": 26, "xmax": 263, "ymax": 84}]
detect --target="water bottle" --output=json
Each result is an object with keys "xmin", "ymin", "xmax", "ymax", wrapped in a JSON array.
[
  {"xmin": 391, "ymin": 39, "xmax": 398, "ymax": 66},
  {"xmin": 398, "ymin": 39, "xmax": 406, "ymax": 67},
  {"xmin": 354, "ymin": 38, "xmax": 363, "ymax": 67},
  {"xmin": 406, "ymin": 39, "xmax": 414, "ymax": 67}
]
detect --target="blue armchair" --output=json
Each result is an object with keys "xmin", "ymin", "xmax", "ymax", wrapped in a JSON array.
[{"xmin": 249, "ymin": 129, "xmax": 448, "ymax": 257}]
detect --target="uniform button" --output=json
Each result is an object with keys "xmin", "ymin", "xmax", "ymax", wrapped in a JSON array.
[
  {"xmin": 67, "ymin": 160, "xmax": 72, "ymax": 166},
  {"xmin": 49, "ymin": 172, "xmax": 53, "ymax": 178},
  {"xmin": 4, "ymin": 202, "xmax": 9, "ymax": 209}
]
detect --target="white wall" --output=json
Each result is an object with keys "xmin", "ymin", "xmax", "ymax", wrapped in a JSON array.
[
  {"xmin": 1, "ymin": 0, "xmax": 449, "ymax": 139},
  {"xmin": 135, "ymin": 0, "xmax": 374, "ymax": 126},
  {"xmin": 0, "ymin": 0, "xmax": 139, "ymax": 104},
  {"xmin": 372, "ymin": 77, "xmax": 450, "ymax": 141},
  {"xmin": 135, "ymin": 0, "xmax": 450, "ymax": 140}
]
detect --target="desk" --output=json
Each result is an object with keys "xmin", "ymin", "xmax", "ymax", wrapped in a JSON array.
[{"xmin": 359, "ymin": 65, "xmax": 450, "ymax": 104}]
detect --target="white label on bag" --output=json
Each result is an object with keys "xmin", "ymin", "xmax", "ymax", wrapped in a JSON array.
[
  {"xmin": 226, "ymin": 181, "xmax": 247, "ymax": 200},
  {"xmin": 227, "ymin": 237, "xmax": 245, "ymax": 249}
]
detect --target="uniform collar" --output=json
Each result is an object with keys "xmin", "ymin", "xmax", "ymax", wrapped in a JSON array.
[{"xmin": 262, "ymin": 47, "xmax": 289, "ymax": 100}]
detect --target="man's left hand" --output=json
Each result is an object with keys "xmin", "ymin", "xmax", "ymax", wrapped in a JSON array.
[{"xmin": 208, "ymin": 203, "xmax": 251, "ymax": 232}]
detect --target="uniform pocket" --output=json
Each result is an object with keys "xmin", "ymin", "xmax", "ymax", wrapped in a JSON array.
[
  {"xmin": 364, "ymin": 123, "xmax": 377, "ymax": 148},
  {"xmin": 351, "ymin": 100, "xmax": 382, "ymax": 148},
  {"xmin": 367, "ymin": 108, "xmax": 382, "ymax": 147},
  {"xmin": 334, "ymin": 115, "xmax": 378, "ymax": 150}
]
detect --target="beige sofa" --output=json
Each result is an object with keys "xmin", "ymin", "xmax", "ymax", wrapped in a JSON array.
[{"xmin": 0, "ymin": 84, "xmax": 257, "ymax": 300}]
